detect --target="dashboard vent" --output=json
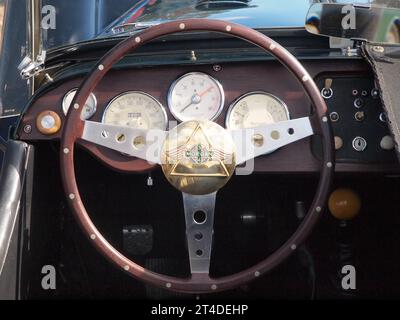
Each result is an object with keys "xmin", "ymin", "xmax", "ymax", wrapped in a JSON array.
[{"xmin": 196, "ymin": 0, "xmax": 252, "ymax": 10}]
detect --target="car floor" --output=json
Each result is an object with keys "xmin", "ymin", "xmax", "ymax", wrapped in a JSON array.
[{"xmin": 23, "ymin": 143, "xmax": 400, "ymax": 299}]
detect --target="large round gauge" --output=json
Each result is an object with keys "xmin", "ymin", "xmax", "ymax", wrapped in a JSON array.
[
  {"xmin": 62, "ymin": 88, "xmax": 97, "ymax": 120},
  {"xmin": 226, "ymin": 92, "xmax": 290, "ymax": 130},
  {"xmin": 168, "ymin": 72, "xmax": 224, "ymax": 122},
  {"xmin": 102, "ymin": 92, "xmax": 168, "ymax": 130}
]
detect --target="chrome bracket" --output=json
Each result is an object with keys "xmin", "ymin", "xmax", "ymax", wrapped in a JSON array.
[{"xmin": 18, "ymin": 51, "xmax": 47, "ymax": 80}]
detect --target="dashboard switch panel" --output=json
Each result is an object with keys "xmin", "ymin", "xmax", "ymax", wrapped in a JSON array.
[{"xmin": 313, "ymin": 75, "xmax": 397, "ymax": 164}]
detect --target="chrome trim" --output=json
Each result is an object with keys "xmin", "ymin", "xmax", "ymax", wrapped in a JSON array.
[
  {"xmin": 225, "ymin": 91, "xmax": 290, "ymax": 130},
  {"xmin": 102, "ymin": 91, "xmax": 168, "ymax": 131},
  {"xmin": 28, "ymin": 0, "xmax": 42, "ymax": 93},
  {"xmin": 0, "ymin": 141, "xmax": 30, "ymax": 277},
  {"xmin": 62, "ymin": 88, "xmax": 98, "ymax": 120},
  {"xmin": 167, "ymin": 72, "xmax": 225, "ymax": 122},
  {"xmin": 0, "ymin": 114, "xmax": 21, "ymax": 120}
]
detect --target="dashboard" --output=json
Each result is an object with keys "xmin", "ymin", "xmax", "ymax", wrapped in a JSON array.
[{"xmin": 18, "ymin": 59, "xmax": 400, "ymax": 173}]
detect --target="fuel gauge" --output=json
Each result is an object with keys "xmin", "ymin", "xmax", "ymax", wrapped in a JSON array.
[{"xmin": 62, "ymin": 88, "xmax": 97, "ymax": 120}]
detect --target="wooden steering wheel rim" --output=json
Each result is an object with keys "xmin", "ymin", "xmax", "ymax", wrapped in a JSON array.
[{"xmin": 60, "ymin": 19, "xmax": 334, "ymax": 294}]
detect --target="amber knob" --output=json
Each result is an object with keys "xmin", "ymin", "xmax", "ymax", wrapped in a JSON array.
[
  {"xmin": 36, "ymin": 110, "xmax": 62, "ymax": 135},
  {"xmin": 328, "ymin": 188, "xmax": 361, "ymax": 220}
]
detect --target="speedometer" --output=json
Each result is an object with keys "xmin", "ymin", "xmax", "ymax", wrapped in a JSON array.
[
  {"xmin": 168, "ymin": 72, "xmax": 224, "ymax": 122},
  {"xmin": 226, "ymin": 92, "xmax": 290, "ymax": 130},
  {"xmin": 102, "ymin": 92, "xmax": 167, "ymax": 130}
]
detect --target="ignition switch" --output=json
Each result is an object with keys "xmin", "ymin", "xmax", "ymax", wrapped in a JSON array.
[{"xmin": 352, "ymin": 137, "xmax": 367, "ymax": 152}]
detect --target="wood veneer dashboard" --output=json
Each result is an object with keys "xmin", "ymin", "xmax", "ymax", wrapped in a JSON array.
[{"xmin": 17, "ymin": 59, "xmax": 400, "ymax": 173}]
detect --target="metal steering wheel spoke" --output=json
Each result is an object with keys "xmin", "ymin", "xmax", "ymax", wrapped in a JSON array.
[
  {"xmin": 182, "ymin": 192, "xmax": 217, "ymax": 275},
  {"xmin": 230, "ymin": 117, "xmax": 314, "ymax": 164},
  {"xmin": 81, "ymin": 121, "xmax": 166, "ymax": 164}
]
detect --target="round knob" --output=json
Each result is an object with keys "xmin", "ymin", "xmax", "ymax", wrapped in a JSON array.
[
  {"xmin": 334, "ymin": 136, "xmax": 343, "ymax": 150},
  {"xmin": 328, "ymin": 189, "xmax": 361, "ymax": 220},
  {"xmin": 36, "ymin": 110, "xmax": 62, "ymax": 135},
  {"xmin": 380, "ymin": 135, "xmax": 395, "ymax": 151}
]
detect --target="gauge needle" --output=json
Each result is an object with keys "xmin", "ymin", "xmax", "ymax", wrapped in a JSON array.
[
  {"xmin": 198, "ymin": 86, "xmax": 213, "ymax": 97},
  {"xmin": 179, "ymin": 86, "xmax": 214, "ymax": 113}
]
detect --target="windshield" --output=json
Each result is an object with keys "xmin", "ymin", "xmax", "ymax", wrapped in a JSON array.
[
  {"xmin": 40, "ymin": 0, "xmax": 400, "ymax": 50},
  {"xmin": 41, "ymin": 0, "xmax": 315, "ymax": 50}
]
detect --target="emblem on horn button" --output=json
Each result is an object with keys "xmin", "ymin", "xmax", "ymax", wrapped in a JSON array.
[{"xmin": 161, "ymin": 121, "xmax": 236, "ymax": 195}]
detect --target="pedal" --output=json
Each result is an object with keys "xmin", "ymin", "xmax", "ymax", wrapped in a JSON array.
[{"xmin": 123, "ymin": 225, "xmax": 153, "ymax": 255}]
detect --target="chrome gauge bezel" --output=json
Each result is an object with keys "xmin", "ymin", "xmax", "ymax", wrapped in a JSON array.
[
  {"xmin": 62, "ymin": 88, "xmax": 98, "ymax": 120},
  {"xmin": 225, "ymin": 91, "xmax": 290, "ymax": 130},
  {"xmin": 167, "ymin": 72, "xmax": 225, "ymax": 122},
  {"xmin": 102, "ymin": 91, "xmax": 168, "ymax": 131}
]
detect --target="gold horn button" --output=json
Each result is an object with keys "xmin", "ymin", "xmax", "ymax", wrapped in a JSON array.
[{"xmin": 161, "ymin": 121, "xmax": 236, "ymax": 195}]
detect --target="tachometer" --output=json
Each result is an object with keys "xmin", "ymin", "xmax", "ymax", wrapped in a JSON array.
[
  {"xmin": 226, "ymin": 92, "xmax": 290, "ymax": 130},
  {"xmin": 168, "ymin": 72, "xmax": 224, "ymax": 122},
  {"xmin": 102, "ymin": 92, "xmax": 167, "ymax": 130}
]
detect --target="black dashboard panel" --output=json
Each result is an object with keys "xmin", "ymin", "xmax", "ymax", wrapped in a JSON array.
[{"xmin": 314, "ymin": 75, "xmax": 398, "ymax": 165}]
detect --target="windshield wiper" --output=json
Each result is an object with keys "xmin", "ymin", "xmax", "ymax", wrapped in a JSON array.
[
  {"xmin": 111, "ymin": 22, "xmax": 159, "ymax": 36},
  {"xmin": 196, "ymin": 0, "xmax": 252, "ymax": 9}
]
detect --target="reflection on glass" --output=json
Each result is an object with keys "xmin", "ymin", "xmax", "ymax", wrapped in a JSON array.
[
  {"xmin": 306, "ymin": 3, "xmax": 400, "ymax": 44},
  {"xmin": 0, "ymin": 0, "xmax": 5, "ymax": 53}
]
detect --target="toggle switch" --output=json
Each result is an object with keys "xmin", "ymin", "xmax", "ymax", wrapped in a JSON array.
[
  {"xmin": 354, "ymin": 98, "xmax": 364, "ymax": 109},
  {"xmin": 354, "ymin": 111, "xmax": 365, "ymax": 122},
  {"xmin": 321, "ymin": 78, "xmax": 334, "ymax": 99},
  {"xmin": 329, "ymin": 112, "xmax": 340, "ymax": 122}
]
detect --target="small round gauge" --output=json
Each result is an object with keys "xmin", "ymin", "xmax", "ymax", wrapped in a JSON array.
[
  {"xmin": 168, "ymin": 72, "xmax": 224, "ymax": 122},
  {"xmin": 226, "ymin": 92, "xmax": 290, "ymax": 130},
  {"xmin": 102, "ymin": 91, "xmax": 167, "ymax": 130},
  {"xmin": 62, "ymin": 89, "xmax": 97, "ymax": 120}
]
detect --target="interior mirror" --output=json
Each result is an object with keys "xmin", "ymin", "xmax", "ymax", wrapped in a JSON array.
[{"xmin": 306, "ymin": 3, "xmax": 400, "ymax": 44}]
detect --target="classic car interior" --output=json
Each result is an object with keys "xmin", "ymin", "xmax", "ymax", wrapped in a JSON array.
[{"xmin": 1, "ymin": 0, "xmax": 400, "ymax": 300}]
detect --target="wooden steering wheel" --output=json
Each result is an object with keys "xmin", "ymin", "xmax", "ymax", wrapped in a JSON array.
[{"xmin": 60, "ymin": 19, "xmax": 334, "ymax": 294}]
